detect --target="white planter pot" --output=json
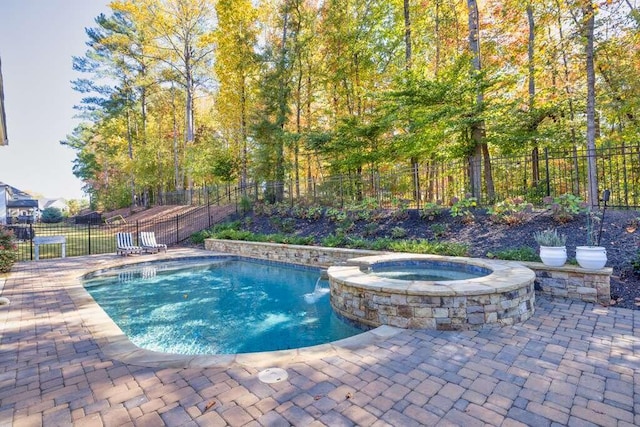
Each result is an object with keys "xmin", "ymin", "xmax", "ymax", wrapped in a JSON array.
[
  {"xmin": 575, "ymin": 246, "xmax": 607, "ymax": 270},
  {"xmin": 539, "ymin": 246, "xmax": 567, "ymax": 267}
]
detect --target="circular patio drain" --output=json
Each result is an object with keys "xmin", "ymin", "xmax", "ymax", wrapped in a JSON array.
[{"xmin": 258, "ymin": 368, "xmax": 288, "ymax": 384}]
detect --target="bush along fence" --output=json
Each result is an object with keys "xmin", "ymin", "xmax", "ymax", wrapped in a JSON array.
[
  {"xmin": 159, "ymin": 143, "xmax": 640, "ymax": 209},
  {"xmin": 8, "ymin": 204, "xmax": 234, "ymax": 262}
]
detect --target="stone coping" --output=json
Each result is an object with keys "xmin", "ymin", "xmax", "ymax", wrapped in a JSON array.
[
  {"xmin": 519, "ymin": 260, "xmax": 613, "ymax": 275},
  {"xmin": 328, "ymin": 253, "xmax": 536, "ymax": 297},
  {"xmin": 64, "ymin": 249, "xmax": 403, "ymax": 369}
]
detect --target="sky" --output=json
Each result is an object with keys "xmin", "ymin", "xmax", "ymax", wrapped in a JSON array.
[{"xmin": 0, "ymin": 0, "xmax": 110, "ymax": 200}]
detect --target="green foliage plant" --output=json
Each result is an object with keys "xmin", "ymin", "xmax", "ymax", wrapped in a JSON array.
[
  {"xmin": 391, "ymin": 198, "xmax": 409, "ymax": 220},
  {"xmin": 304, "ymin": 206, "xmax": 323, "ymax": 220},
  {"xmin": 239, "ymin": 196, "xmax": 252, "ymax": 214},
  {"xmin": 0, "ymin": 227, "xmax": 18, "ymax": 273},
  {"xmin": 363, "ymin": 222, "xmax": 380, "ymax": 237},
  {"xmin": 349, "ymin": 208, "xmax": 372, "ymax": 221},
  {"xmin": 269, "ymin": 217, "xmax": 283, "ymax": 230},
  {"xmin": 253, "ymin": 202, "xmax": 272, "ymax": 216},
  {"xmin": 390, "ymin": 226, "xmax": 408, "ymax": 239},
  {"xmin": 487, "ymin": 197, "xmax": 533, "ymax": 225},
  {"xmin": 429, "ymin": 223, "xmax": 448, "ymax": 238},
  {"xmin": 369, "ymin": 238, "xmax": 393, "ymax": 251},
  {"xmin": 533, "ymin": 229, "xmax": 567, "ymax": 247},
  {"xmin": 420, "ymin": 201, "xmax": 444, "ymax": 221},
  {"xmin": 543, "ymin": 194, "xmax": 587, "ymax": 223},
  {"xmin": 325, "ymin": 207, "xmax": 347, "ymax": 223},
  {"xmin": 336, "ymin": 218, "xmax": 355, "ymax": 233},
  {"xmin": 344, "ymin": 237, "xmax": 370, "ymax": 249},
  {"xmin": 290, "ymin": 206, "xmax": 305, "ymax": 219},
  {"xmin": 321, "ymin": 233, "xmax": 348, "ymax": 247},
  {"xmin": 450, "ymin": 195, "xmax": 477, "ymax": 223},
  {"xmin": 274, "ymin": 202, "xmax": 290, "ymax": 216},
  {"xmin": 387, "ymin": 239, "xmax": 469, "ymax": 257},
  {"xmin": 358, "ymin": 197, "xmax": 380, "ymax": 210},
  {"xmin": 41, "ymin": 207, "xmax": 64, "ymax": 223},
  {"xmin": 279, "ymin": 218, "xmax": 296, "ymax": 233},
  {"xmin": 487, "ymin": 247, "xmax": 539, "ymax": 262}
]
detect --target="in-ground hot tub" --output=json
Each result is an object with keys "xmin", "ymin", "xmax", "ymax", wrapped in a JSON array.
[{"xmin": 328, "ymin": 254, "xmax": 536, "ymax": 331}]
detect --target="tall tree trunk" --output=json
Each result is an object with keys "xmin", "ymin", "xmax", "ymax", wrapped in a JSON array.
[
  {"xmin": 435, "ymin": 0, "xmax": 441, "ymax": 77},
  {"xmin": 527, "ymin": 3, "xmax": 540, "ymax": 187},
  {"xmin": 171, "ymin": 85, "xmax": 181, "ymax": 191},
  {"xmin": 403, "ymin": 0, "xmax": 412, "ymax": 71},
  {"xmin": 404, "ymin": 0, "xmax": 420, "ymax": 204},
  {"xmin": 467, "ymin": 0, "xmax": 494, "ymax": 202},
  {"xmin": 555, "ymin": 0, "xmax": 580, "ymax": 193},
  {"xmin": 240, "ymin": 75, "xmax": 248, "ymax": 190},
  {"xmin": 274, "ymin": 2, "xmax": 290, "ymax": 202},
  {"xmin": 583, "ymin": 2, "xmax": 599, "ymax": 207},
  {"xmin": 126, "ymin": 108, "xmax": 136, "ymax": 209}
]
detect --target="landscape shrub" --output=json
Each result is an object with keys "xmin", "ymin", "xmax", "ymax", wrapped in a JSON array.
[
  {"xmin": 487, "ymin": 247, "xmax": 539, "ymax": 262},
  {"xmin": 390, "ymin": 226, "xmax": 408, "ymax": 239},
  {"xmin": 487, "ymin": 197, "xmax": 533, "ymax": 225},
  {"xmin": 41, "ymin": 207, "xmax": 64, "ymax": 223},
  {"xmin": 429, "ymin": 223, "xmax": 449, "ymax": 238},
  {"xmin": 450, "ymin": 195, "xmax": 477, "ymax": 223},
  {"xmin": 420, "ymin": 201, "xmax": 444, "ymax": 221},
  {"xmin": 543, "ymin": 193, "xmax": 587, "ymax": 223},
  {"xmin": 387, "ymin": 239, "xmax": 469, "ymax": 257},
  {"xmin": 320, "ymin": 233, "xmax": 348, "ymax": 247},
  {"xmin": 239, "ymin": 196, "xmax": 252, "ymax": 214},
  {"xmin": 325, "ymin": 207, "xmax": 347, "ymax": 222},
  {"xmin": 390, "ymin": 198, "xmax": 409, "ymax": 220},
  {"xmin": 0, "ymin": 227, "xmax": 18, "ymax": 273}
]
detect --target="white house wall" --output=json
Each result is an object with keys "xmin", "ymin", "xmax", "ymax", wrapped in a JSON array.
[{"xmin": 0, "ymin": 186, "xmax": 7, "ymax": 225}]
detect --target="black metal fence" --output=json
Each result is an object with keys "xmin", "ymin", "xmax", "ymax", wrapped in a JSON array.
[
  {"xmin": 9, "ymin": 204, "xmax": 234, "ymax": 262},
  {"xmin": 159, "ymin": 144, "xmax": 640, "ymax": 209}
]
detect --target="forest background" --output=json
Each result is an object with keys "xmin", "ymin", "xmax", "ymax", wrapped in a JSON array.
[{"xmin": 63, "ymin": 0, "xmax": 640, "ymax": 211}]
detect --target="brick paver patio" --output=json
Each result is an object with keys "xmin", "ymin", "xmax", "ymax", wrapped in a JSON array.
[{"xmin": 0, "ymin": 249, "xmax": 638, "ymax": 426}]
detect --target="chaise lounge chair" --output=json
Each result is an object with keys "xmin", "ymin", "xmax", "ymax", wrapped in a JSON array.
[
  {"xmin": 116, "ymin": 232, "xmax": 142, "ymax": 256},
  {"xmin": 140, "ymin": 231, "xmax": 167, "ymax": 254}
]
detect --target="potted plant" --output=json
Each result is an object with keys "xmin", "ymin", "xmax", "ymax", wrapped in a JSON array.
[
  {"xmin": 576, "ymin": 194, "xmax": 608, "ymax": 270},
  {"xmin": 533, "ymin": 229, "xmax": 567, "ymax": 267}
]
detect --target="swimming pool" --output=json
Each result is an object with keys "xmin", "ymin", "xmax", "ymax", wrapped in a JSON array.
[{"xmin": 83, "ymin": 257, "xmax": 364, "ymax": 355}]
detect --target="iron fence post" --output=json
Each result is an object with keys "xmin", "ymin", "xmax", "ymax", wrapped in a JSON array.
[
  {"xmin": 29, "ymin": 223, "xmax": 33, "ymax": 261},
  {"xmin": 176, "ymin": 215, "xmax": 180, "ymax": 243},
  {"xmin": 544, "ymin": 147, "xmax": 551, "ymax": 197},
  {"xmin": 415, "ymin": 163, "xmax": 421, "ymax": 211},
  {"xmin": 88, "ymin": 222, "xmax": 91, "ymax": 255}
]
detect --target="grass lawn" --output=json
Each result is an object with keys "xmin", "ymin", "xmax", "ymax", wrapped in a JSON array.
[{"xmin": 15, "ymin": 224, "xmax": 119, "ymax": 261}]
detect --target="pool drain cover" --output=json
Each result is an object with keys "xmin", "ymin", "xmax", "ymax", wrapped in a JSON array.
[{"xmin": 258, "ymin": 368, "xmax": 288, "ymax": 384}]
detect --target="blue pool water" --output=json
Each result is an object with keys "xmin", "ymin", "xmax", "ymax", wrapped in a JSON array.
[
  {"xmin": 368, "ymin": 260, "xmax": 491, "ymax": 281},
  {"xmin": 83, "ymin": 257, "xmax": 364, "ymax": 355}
]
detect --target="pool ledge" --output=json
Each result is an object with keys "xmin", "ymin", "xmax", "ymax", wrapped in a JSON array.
[{"xmin": 66, "ymin": 250, "xmax": 404, "ymax": 369}]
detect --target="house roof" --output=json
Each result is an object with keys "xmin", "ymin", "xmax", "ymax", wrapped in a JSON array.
[
  {"xmin": 39, "ymin": 198, "xmax": 67, "ymax": 209},
  {"xmin": 0, "ymin": 182, "xmax": 34, "ymax": 199},
  {"xmin": 7, "ymin": 199, "xmax": 38, "ymax": 208}
]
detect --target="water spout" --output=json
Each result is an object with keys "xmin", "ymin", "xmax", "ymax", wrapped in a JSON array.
[{"xmin": 304, "ymin": 277, "xmax": 330, "ymax": 304}]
